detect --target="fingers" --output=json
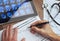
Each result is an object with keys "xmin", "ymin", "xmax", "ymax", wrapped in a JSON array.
[
  {"xmin": 5, "ymin": 25, "xmax": 9, "ymax": 41},
  {"xmin": 31, "ymin": 27, "xmax": 48, "ymax": 37},
  {"xmin": 12, "ymin": 28, "xmax": 18, "ymax": 41},
  {"xmin": 2, "ymin": 30, "xmax": 6, "ymax": 41},
  {"xmin": 30, "ymin": 26, "xmax": 45, "ymax": 35},
  {"xmin": 2, "ymin": 25, "xmax": 10, "ymax": 41},
  {"xmin": 21, "ymin": 38, "xmax": 25, "ymax": 41},
  {"xmin": 30, "ymin": 27, "xmax": 36, "ymax": 34},
  {"xmin": 30, "ymin": 30, "xmax": 36, "ymax": 34},
  {"xmin": 8, "ymin": 25, "xmax": 13, "ymax": 41},
  {"xmin": 31, "ymin": 26, "xmax": 41, "ymax": 33},
  {"xmin": 31, "ymin": 20, "xmax": 48, "ymax": 26},
  {"xmin": 2, "ymin": 25, "xmax": 18, "ymax": 41}
]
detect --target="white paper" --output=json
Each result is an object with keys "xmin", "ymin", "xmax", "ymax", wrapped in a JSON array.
[
  {"xmin": 0, "ymin": 16, "xmax": 50, "ymax": 41},
  {"xmin": 13, "ymin": 16, "xmax": 50, "ymax": 41}
]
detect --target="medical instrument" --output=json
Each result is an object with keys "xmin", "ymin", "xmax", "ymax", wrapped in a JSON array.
[{"xmin": 43, "ymin": 3, "xmax": 60, "ymax": 26}]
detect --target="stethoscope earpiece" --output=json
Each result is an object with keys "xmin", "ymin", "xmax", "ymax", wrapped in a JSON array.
[{"xmin": 42, "ymin": 3, "xmax": 48, "ymax": 8}]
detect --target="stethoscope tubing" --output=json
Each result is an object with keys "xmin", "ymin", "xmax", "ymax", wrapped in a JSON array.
[{"xmin": 43, "ymin": 3, "xmax": 60, "ymax": 26}]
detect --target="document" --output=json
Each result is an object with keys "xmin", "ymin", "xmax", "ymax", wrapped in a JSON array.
[
  {"xmin": 13, "ymin": 16, "xmax": 50, "ymax": 41},
  {"xmin": 0, "ymin": 16, "xmax": 50, "ymax": 41}
]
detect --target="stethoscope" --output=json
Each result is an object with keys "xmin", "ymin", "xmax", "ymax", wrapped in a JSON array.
[{"xmin": 43, "ymin": 2, "xmax": 60, "ymax": 26}]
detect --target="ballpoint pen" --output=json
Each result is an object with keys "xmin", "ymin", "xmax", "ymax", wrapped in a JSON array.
[{"xmin": 30, "ymin": 22, "xmax": 49, "ymax": 28}]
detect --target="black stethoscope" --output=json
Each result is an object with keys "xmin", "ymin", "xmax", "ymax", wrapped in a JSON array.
[{"xmin": 43, "ymin": 2, "xmax": 60, "ymax": 26}]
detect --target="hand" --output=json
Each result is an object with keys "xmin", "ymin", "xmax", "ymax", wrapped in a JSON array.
[
  {"xmin": 30, "ymin": 20, "xmax": 58, "ymax": 40},
  {"xmin": 2, "ymin": 25, "xmax": 25, "ymax": 41}
]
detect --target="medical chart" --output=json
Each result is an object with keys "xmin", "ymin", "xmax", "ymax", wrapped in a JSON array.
[{"xmin": 13, "ymin": 16, "xmax": 50, "ymax": 41}]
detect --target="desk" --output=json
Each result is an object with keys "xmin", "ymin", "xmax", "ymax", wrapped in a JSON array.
[{"xmin": 0, "ymin": 0, "xmax": 43, "ymax": 30}]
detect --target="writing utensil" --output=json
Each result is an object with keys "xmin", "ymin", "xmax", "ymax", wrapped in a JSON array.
[{"xmin": 30, "ymin": 22, "xmax": 49, "ymax": 28}]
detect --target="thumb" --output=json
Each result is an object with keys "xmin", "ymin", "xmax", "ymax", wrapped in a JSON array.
[
  {"xmin": 21, "ymin": 38, "xmax": 25, "ymax": 41},
  {"xmin": 31, "ymin": 26, "xmax": 45, "ymax": 34}
]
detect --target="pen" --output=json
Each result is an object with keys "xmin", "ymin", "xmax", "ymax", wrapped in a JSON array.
[{"xmin": 30, "ymin": 22, "xmax": 49, "ymax": 28}]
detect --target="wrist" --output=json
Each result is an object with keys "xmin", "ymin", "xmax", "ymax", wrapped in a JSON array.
[{"xmin": 48, "ymin": 33, "xmax": 60, "ymax": 41}]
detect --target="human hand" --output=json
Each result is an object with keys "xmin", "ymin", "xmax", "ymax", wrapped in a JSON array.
[
  {"xmin": 2, "ymin": 24, "xmax": 25, "ymax": 41},
  {"xmin": 30, "ymin": 20, "xmax": 56, "ymax": 38}
]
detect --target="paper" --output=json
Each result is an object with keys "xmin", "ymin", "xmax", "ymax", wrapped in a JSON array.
[
  {"xmin": 13, "ymin": 16, "xmax": 50, "ymax": 41},
  {"xmin": 44, "ymin": 0, "xmax": 60, "ymax": 35},
  {"xmin": 0, "ymin": 16, "xmax": 50, "ymax": 41}
]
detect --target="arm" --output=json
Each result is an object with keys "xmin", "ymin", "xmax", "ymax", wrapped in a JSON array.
[{"xmin": 48, "ymin": 34, "xmax": 60, "ymax": 41}]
